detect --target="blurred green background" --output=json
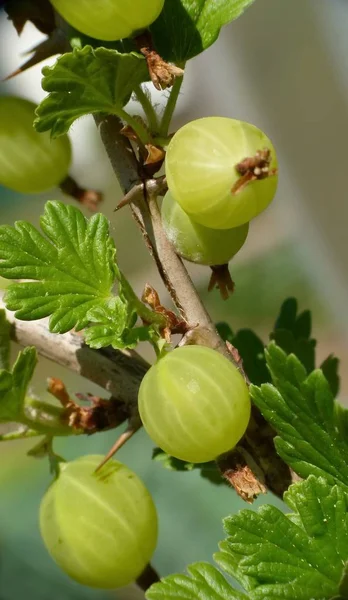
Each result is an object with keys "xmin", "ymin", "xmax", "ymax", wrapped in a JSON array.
[{"xmin": 1, "ymin": 1, "xmax": 348, "ymax": 598}]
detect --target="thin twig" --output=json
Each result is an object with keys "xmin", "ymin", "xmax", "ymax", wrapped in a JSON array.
[{"xmin": 159, "ymin": 72, "xmax": 185, "ymax": 136}]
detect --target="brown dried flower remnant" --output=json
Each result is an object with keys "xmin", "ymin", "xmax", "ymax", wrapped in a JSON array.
[
  {"xmin": 142, "ymin": 283, "xmax": 188, "ymax": 341},
  {"xmin": 142, "ymin": 48, "xmax": 184, "ymax": 90},
  {"xmin": 135, "ymin": 33, "xmax": 184, "ymax": 90},
  {"xmin": 208, "ymin": 264, "xmax": 235, "ymax": 300},
  {"xmin": 232, "ymin": 148, "xmax": 278, "ymax": 195}
]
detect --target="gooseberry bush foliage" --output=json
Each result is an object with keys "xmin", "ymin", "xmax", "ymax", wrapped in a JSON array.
[{"xmin": 0, "ymin": 1, "xmax": 347, "ymax": 599}]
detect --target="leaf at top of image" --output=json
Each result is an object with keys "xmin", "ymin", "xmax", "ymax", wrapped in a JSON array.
[
  {"xmin": 150, "ymin": 0, "xmax": 256, "ymax": 63},
  {"xmin": 35, "ymin": 46, "xmax": 149, "ymax": 137}
]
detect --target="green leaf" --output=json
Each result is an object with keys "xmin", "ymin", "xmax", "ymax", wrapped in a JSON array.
[
  {"xmin": 35, "ymin": 45, "xmax": 148, "ymax": 136},
  {"xmin": 146, "ymin": 562, "xmax": 247, "ymax": 600},
  {"xmin": 150, "ymin": 0, "xmax": 255, "ymax": 63},
  {"xmin": 215, "ymin": 321, "xmax": 234, "ymax": 344},
  {"xmin": 148, "ymin": 477, "xmax": 348, "ymax": 599},
  {"xmin": 0, "ymin": 347, "xmax": 37, "ymax": 422},
  {"xmin": 152, "ymin": 448, "xmax": 225, "ymax": 485},
  {"xmin": 271, "ymin": 297, "xmax": 316, "ymax": 373},
  {"xmin": 216, "ymin": 476, "xmax": 348, "ymax": 599},
  {"xmin": 84, "ymin": 298, "xmax": 134, "ymax": 349},
  {"xmin": 321, "ymin": 354, "xmax": 340, "ymax": 397},
  {"xmin": 232, "ymin": 329, "xmax": 270, "ymax": 385},
  {"xmin": 0, "ymin": 309, "xmax": 11, "ymax": 370},
  {"xmin": 250, "ymin": 343, "xmax": 348, "ymax": 491},
  {"xmin": 85, "ymin": 298, "xmax": 155, "ymax": 350},
  {"xmin": 0, "ymin": 201, "xmax": 117, "ymax": 334},
  {"xmin": 338, "ymin": 563, "xmax": 348, "ymax": 597},
  {"xmin": 216, "ymin": 322, "xmax": 269, "ymax": 385}
]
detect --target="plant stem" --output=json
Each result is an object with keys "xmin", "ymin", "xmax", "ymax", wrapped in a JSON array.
[
  {"xmin": 23, "ymin": 398, "xmax": 73, "ymax": 436},
  {"xmin": 159, "ymin": 72, "xmax": 185, "ymax": 136},
  {"xmin": 0, "ymin": 428, "xmax": 40, "ymax": 442},
  {"xmin": 94, "ymin": 114, "xmax": 228, "ymax": 357},
  {"xmin": 134, "ymin": 84, "xmax": 159, "ymax": 132},
  {"xmin": 118, "ymin": 108, "xmax": 150, "ymax": 145}
]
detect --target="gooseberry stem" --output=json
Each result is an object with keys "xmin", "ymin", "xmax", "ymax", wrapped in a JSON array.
[
  {"xmin": 134, "ymin": 84, "xmax": 159, "ymax": 133},
  {"xmin": 159, "ymin": 67, "xmax": 185, "ymax": 136},
  {"xmin": 136, "ymin": 563, "xmax": 160, "ymax": 591}
]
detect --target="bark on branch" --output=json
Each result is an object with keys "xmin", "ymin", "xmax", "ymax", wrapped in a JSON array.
[{"xmin": 0, "ymin": 295, "xmax": 148, "ymax": 408}]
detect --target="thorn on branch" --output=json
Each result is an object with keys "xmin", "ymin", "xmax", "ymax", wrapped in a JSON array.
[
  {"xmin": 232, "ymin": 148, "xmax": 278, "ymax": 195},
  {"xmin": 208, "ymin": 264, "xmax": 235, "ymax": 300},
  {"xmin": 59, "ymin": 175, "xmax": 103, "ymax": 212},
  {"xmin": 95, "ymin": 421, "xmax": 141, "ymax": 472},
  {"xmin": 114, "ymin": 176, "xmax": 168, "ymax": 212},
  {"xmin": 4, "ymin": 0, "xmax": 56, "ymax": 36}
]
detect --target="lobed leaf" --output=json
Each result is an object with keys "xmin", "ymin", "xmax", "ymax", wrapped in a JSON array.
[
  {"xmin": 216, "ymin": 322, "xmax": 269, "ymax": 385},
  {"xmin": 217, "ymin": 476, "xmax": 348, "ymax": 599},
  {"xmin": 146, "ymin": 562, "xmax": 247, "ymax": 599},
  {"xmin": 151, "ymin": 0, "xmax": 256, "ymax": 63},
  {"xmin": 148, "ymin": 477, "xmax": 348, "ymax": 599},
  {"xmin": 0, "ymin": 201, "xmax": 117, "ymax": 333},
  {"xmin": 271, "ymin": 297, "xmax": 316, "ymax": 374},
  {"xmin": 84, "ymin": 298, "xmax": 155, "ymax": 350},
  {"xmin": 35, "ymin": 46, "xmax": 149, "ymax": 136},
  {"xmin": 251, "ymin": 343, "xmax": 348, "ymax": 491}
]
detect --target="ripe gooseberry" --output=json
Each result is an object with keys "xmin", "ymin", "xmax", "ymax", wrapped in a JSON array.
[
  {"xmin": 165, "ymin": 117, "xmax": 278, "ymax": 229},
  {"xmin": 161, "ymin": 190, "xmax": 249, "ymax": 266},
  {"xmin": 50, "ymin": 0, "xmax": 165, "ymax": 42},
  {"xmin": 138, "ymin": 345, "xmax": 251, "ymax": 463},
  {"xmin": 0, "ymin": 96, "xmax": 71, "ymax": 194},
  {"xmin": 40, "ymin": 455, "xmax": 158, "ymax": 589}
]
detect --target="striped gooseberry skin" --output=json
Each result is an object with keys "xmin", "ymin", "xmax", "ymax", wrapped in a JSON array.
[
  {"xmin": 50, "ymin": 0, "xmax": 165, "ymax": 42},
  {"xmin": 40, "ymin": 455, "xmax": 158, "ymax": 589},
  {"xmin": 165, "ymin": 117, "xmax": 278, "ymax": 229},
  {"xmin": 161, "ymin": 190, "xmax": 249, "ymax": 266},
  {"xmin": 0, "ymin": 96, "xmax": 71, "ymax": 194},
  {"xmin": 138, "ymin": 346, "xmax": 251, "ymax": 463}
]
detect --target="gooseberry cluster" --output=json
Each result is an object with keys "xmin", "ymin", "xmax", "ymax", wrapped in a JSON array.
[{"xmin": 162, "ymin": 116, "xmax": 278, "ymax": 272}]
